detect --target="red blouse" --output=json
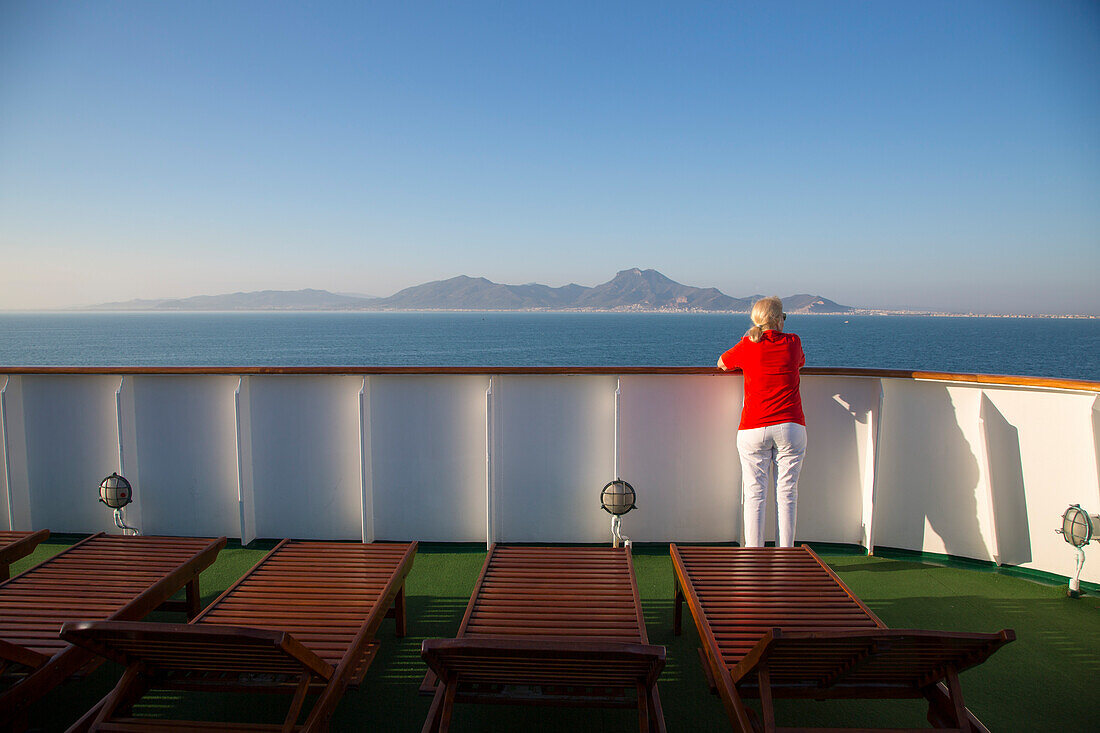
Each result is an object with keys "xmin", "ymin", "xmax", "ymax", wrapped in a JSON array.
[{"xmin": 719, "ymin": 331, "xmax": 806, "ymax": 430}]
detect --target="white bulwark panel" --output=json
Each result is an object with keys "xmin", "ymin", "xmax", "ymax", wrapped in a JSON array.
[
  {"xmin": 130, "ymin": 376, "xmax": 242, "ymax": 538},
  {"xmin": 2, "ymin": 368, "xmax": 1097, "ymax": 586},
  {"xmin": 17, "ymin": 376, "xmax": 124, "ymax": 534},
  {"xmin": 617, "ymin": 375, "xmax": 741, "ymax": 542},
  {"xmin": 245, "ymin": 376, "xmax": 364, "ymax": 540},
  {"xmin": 493, "ymin": 375, "xmax": 616, "ymax": 542},
  {"xmin": 368, "ymin": 375, "xmax": 489, "ymax": 541},
  {"xmin": 798, "ymin": 376, "xmax": 881, "ymax": 546},
  {"xmin": 874, "ymin": 380, "xmax": 997, "ymax": 562},
  {"xmin": 976, "ymin": 387, "xmax": 1099, "ymax": 582}
]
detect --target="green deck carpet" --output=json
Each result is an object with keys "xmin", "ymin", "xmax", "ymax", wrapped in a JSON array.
[{"xmin": 11, "ymin": 539, "xmax": 1098, "ymax": 732}]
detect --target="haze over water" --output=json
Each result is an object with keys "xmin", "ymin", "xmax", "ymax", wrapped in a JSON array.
[{"xmin": 0, "ymin": 312, "xmax": 1096, "ymax": 381}]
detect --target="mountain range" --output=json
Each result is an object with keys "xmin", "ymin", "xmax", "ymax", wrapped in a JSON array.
[{"xmin": 86, "ymin": 269, "xmax": 853, "ymax": 313}]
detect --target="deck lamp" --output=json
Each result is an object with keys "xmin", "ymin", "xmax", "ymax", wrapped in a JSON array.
[
  {"xmin": 1056, "ymin": 504, "xmax": 1097, "ymax": 598},
  {"xmin": 99, "ymin": 473, "xmax": 140, "ymax": 536},
  {"xmin": 600, "ymin": 480, "xmax": 636, "ymax": 548}
]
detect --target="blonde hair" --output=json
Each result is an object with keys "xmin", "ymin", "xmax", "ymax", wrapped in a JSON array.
[{"xmin": 745, "ymin": 296, "xmax": 784, "ymax": 343}]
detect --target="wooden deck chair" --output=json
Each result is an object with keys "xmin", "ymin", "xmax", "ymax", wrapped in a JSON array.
[
  {"xmin": 0, "ymin": 532, "xmax": 226, "ymax": 728},
  {"xmin": 420, "ymin": 544, "xmax": 666, "ymax": 733},
  {"xmin": 0, "ymin": 529, "xmax": 49, "ymax": 581},
  {"xmin": 61, "ymin": 539, "xmax": 417, "ymax": 732},
  {"xmin": 671, "ymin": 545, "xmax": 1014, "ymax": 733}
]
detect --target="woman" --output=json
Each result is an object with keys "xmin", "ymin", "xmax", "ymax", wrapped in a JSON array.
[{"xmin": 717, "ymin": 296, "xmax": 806, "ymax": 548}]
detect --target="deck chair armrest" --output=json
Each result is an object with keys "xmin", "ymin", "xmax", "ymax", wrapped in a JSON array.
[
  {"xmin": 422, "ymin": 637, "xmax": 666, "ymax": 689},
  {"xmin": 728, "ymin": 628, "xmax": 783, "ymax": 684},
  {"xmin": 59, "ymin": 620, "xmax": 335, "ymax": 681},
  {"xmin": 0, "ymin": 529, "xmax": 50, "ymax": 568},
  {"xmin": 0, "ymin": 637, "xmax": 50, "ymax": 670}
]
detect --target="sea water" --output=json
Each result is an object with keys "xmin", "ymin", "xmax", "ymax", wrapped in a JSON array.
[{"xmin": 0, "ymin": 312, "xmax": 1096, "ymax": 380}]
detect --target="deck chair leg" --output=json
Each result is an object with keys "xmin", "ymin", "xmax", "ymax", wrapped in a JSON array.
[
  {"xmin": 647, "ymin": 682, "xmax": 666, "ymax": 733},
  {"xmin": 395, "ymin": 584, "xmax": 408, "ymax": 637},
  {"xmin": 94, "ymin": 664, "xmax": 146, "ymax": 729},
  {"xmin": 421, "ymin": 684, "xmax": 446, "ymax": 733},
  {"xmin": 673, "ymin": 579, "xmax": 684, "ymax": 635},
  {"xmin": 439, "ymin": 678, "xmax": 457, "ymax": 733},
  {"xmin": 944, "ymin": 667, "xmax": 968, "ymax": 730},
  {"xmin": 716, "ymin": 669, "xmax": 756, "ymax": 733},
  {"xmin": 924, "ymin": 667, "xmax": 972, "ymax": 731},
  {"xmin": 184, "ymin": 577, "xmax": 201, "ymax": 619},
  {"xmin": 280, "ymin": 671, "xmax": 314, "ymax": 733},
  {"xmin": 636, "ymin": 682, "xmax": 650, "ymax": 733},
  {"xmin": 422, "ymin": 678, "xmax": 457, "ymax": 733},
  {"xmin": 66, "ymin": 666, "xmax": 150, "ymax": 733},
  {"xmin": 758, "ymin": 666, "xmax": 777, "ymax": 733},
  {"xmin": 925, "ymin": 666, "xmax": 969, "ymax": 731}
]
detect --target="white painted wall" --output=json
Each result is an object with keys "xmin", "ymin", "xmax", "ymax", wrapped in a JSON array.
[
  {"xmin": 18, "ymin": 376, "xmax": 123, "ymax": 534},
  {"xmin": 130, "ymin": 376, "xmax": 241, "ymax": 537},
  {"xmin": 977, "ymin": 387, "xmax": 1099, "ymax": 579},
  {"xmin": 798, "ymin": 377, "xmax": 878, "ymax": 545},
  {"xmin": 617, "ymin": 375, "xmax": 741, "ymax": 542},
  {"xmin": 369, "ymin": 376, "xmax": 489, "ymax": 542},
  {"xmin": 246, "ymin": 376, "xmax": 364, "ymax": 540},
  {"xmin": 493, "ymin": 375, "xmax": 616, "ymax": 542},
  {"xmin": 875, "ymin": 380, "xmax": 997, "ymax": 562},
  {"xmin": 0, "ymin": 371, "xmax": 1096, "ymax": 584}
]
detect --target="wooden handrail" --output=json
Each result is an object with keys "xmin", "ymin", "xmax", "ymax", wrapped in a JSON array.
[{"xmin": 0, "ymin": 365, "xmax": 1096, "ymax": 391}]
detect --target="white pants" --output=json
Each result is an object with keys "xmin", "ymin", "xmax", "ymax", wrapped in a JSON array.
[{"xmin": 737, "ymin": 422, "xmax": 807, "ymax": 548}]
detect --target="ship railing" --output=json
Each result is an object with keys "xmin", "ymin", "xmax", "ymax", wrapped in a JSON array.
[{"xmin": 1, "ymin": 366, "xmax": 1097, "ymax": 586}]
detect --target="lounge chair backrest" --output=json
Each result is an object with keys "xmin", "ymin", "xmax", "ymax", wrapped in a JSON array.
[
  {"xmin": 423, "ymin": 636, "xmax": 664, "ymax": 689},
  {"xmin": 730, "ymin": 627, "xmax": 1015, "ymax": 695},
  {"xmin": 60, "ymin": 620, "xmax": 335, "ymax": 680}
]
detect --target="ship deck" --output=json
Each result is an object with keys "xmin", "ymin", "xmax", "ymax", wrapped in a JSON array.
[{"xmin": 14, "ymin": 537, "xmax": 1099, "ymax": 732}]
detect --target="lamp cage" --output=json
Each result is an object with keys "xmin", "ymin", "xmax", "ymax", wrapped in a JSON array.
[
  {"xmin": 99, "ymin": 472, "xmax": 133, "ymax": 510},
  {"xmin": 1058, "ymin": 504, "xmax": 1095, "ymax": 548},
  {"xmin": 601, "ymin": 480, "xmax": 636, "ymax": 516}
]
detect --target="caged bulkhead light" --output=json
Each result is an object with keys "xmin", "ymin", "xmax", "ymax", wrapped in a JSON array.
[
  {"xmin": 99, "ymin": 472, "xmax": 140, "ymax": 536},
  {"xmin": 1056, "ymin": 504, "xmax": 1098, "ymax": 598},
  {"xmin": 600, "ymin": 480, "xmax": 636, "ymax": 548}
]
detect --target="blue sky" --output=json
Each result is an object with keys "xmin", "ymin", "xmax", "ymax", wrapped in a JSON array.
[{"xmin": 1, "ymin": 1, "xmax": 1097, "ymax": 313}]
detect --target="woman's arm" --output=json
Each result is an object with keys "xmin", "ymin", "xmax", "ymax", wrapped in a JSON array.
[{"xmin": 718, "ymin": 342, "xmax": 742, "ymax": 371}]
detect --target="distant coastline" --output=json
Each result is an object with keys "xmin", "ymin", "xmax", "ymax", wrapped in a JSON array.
[
  {"xmin": 5, "ymin": 308, "xmax": 1095, "ymax": 319},
  {"xmin": 74, "ymin": 269, "xmax": 855, "ymax": 315},
  {"xmin": 58, "ymin": 268, "xmax": 1097, "ymax": 318}
]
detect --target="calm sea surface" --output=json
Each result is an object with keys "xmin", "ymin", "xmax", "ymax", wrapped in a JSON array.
[{"xmin": 0, "ymin": 312, "xmax": 1097, "ymax": 380}]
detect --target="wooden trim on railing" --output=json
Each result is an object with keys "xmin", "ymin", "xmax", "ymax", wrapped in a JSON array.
[{"xmin": 0, "ymin": 366, "xmax": 1096, "ymax": 391}]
